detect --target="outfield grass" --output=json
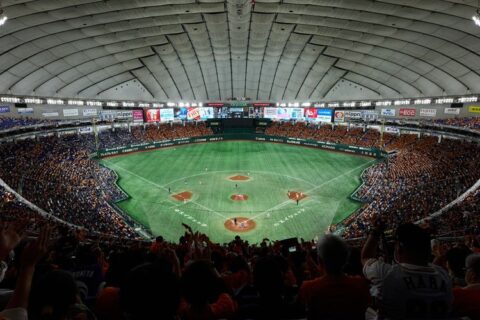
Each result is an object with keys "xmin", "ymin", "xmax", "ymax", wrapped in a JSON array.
[{"xmin": 101, "ymin": 141, "xmax": 375, "ymax": 243}]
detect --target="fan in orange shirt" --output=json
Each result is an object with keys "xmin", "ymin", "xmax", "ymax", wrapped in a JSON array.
[{"xmin": 298, "ymin": 235, "xmax": 370, "ymax": 320}]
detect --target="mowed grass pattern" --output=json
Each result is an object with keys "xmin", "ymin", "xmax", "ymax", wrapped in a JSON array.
[{"xmin": 101, "ymin": 141, "xmax": 375, "ymax": 243}]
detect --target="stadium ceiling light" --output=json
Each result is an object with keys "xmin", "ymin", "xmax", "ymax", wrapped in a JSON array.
[
  {"xmin": 413, "ymin": 99, "xmax": 432, "ymax": 105},
  {"xmin": 24, "ymin": 98, "xmax": 43, "ymax": 104},
  {"xmin": 473, "ymin": 5, "xmax": 480, "ymax": 27},
  {"xmin": 0, "ymin": 8, "xmax": 7, "ymax": 27},
  {"xmin": 47, "ymin": 99, "xmax": 65, "ymax": 105},
  {"xmin": 343, "ymin": 102, "xmax": 356, "ymax": 107},
  {"xmin": 167, "ymin": 102, "xmax": 176, "ymax": 107},
  {"xmin": 1, "ymin": 96, "xmax": 20, "ymax": 103},
  {"xmin": 435, "ymin": 98, "xmax": 454, "ymax": 104},
  {"xmin": 361, "ymin": 101, "xmax": 373, "ymax": 107},
  {"xmin": 301, "ymin": 102, "xmax": 311, "ymax": 107},
  {"xmin": 458, "ymin": 96, "xmax": 478, "ymax": 103},
  {"xmin": 394, "ymin": 99, "xmax": 410, "ymax": 106}
]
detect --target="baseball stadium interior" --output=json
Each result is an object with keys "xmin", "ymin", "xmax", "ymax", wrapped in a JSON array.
[{"xmin": 1, "ymin": 1, "xmax": 480, "ymax": 319}]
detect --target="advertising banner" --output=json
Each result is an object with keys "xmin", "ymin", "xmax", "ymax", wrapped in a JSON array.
[
  {"xmin": 385, "ymin": 126, "xmax": 400, "ymax": 134},
  {"xmin": 133, "ymin": 110, "xmax": 144, "ymax": 123},
  {"xmin": 78, "ymin": 127, "xmax": 93, "ymax": 134},
  {"xmin": 362, "ymin": 110, "xmax": 379, "ymax": 121},
  {"xmin": 288, "ymin": 108, "xmax": 304, "ymax": 120},
  {"xmin": 145, "ymin": 109, "xmax": 160, "ymax": 123},
  {"xmin": 82, "ymin": 109, "xmax": 98, "ymax": 117},
  {"xmin": 42, "ymin": 112, "xmax": 59, "ymax": 117},
  {"xmin": 100, "ymin": 110, "xmax": 117, "ymax": 121},
  {"xmin": 176, "ymin": 107, "xmax": 188, "ymax": 120},
  {"xmin": 381, "ymin": 108, "xmax": 396, "ymax": 117},
  {"xmin": 116, "ymin": 111, "xmax": 133, "ymax": 119},
  {"xmin": 0, "ymin": 106, "xmax": 10, "ymax": 113},
  {"xmin": 160, "ymin": 108, "xmax": 174, "ymax": 122},
  {"xmin": 444, "ymin": 108, "xmax": 461, "ymax": 115},
  {"xmin": 18, "ymin": 108, "xmax": 34, "ymax": 115},
  {"xmin": 469, "ymin": 106, "xmax": 480, "ymax": 113},
  {"xmin": 399, "ymin": 108, "xmax": 416, "ymax": 117},
  {"xmin": 344, "ymin": 111, "xmax": 362, "ymax": 120},
  {"xmin": 275, "ymin": 108, "xmax": 290, "ymax": 120},
  {"xmin": 304, "ymin": 108, "xmax": 318, "ymax": 119},
  {"xmin": 317, "ymin": 109, "xmax": 333, "ymax": 123},
  {"xmin": 334, "ymin": 111, "xmax": 345, "ymax": 122},
  {"xmin": 264, "ymin": 107, "xmax": 277, "ymax": 119},
  {"xmin": 187, "ymin": 107, "xmax": 201, "ymax": 120},
  {"xmin": 199, "ymin": 107, "xmax": 214, "ymax": 119},
  {"xmin": 63, "ymin": 109, "xmax": 79, "ymax": 117},
  {"xmin": 420, "ymin": 108, "xmax": 437, "ymax": 117}
]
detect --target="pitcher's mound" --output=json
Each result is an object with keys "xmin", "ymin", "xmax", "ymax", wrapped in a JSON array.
[
  {"xmin": 229, "ymin": 175, "xmax": 250, "ymax": 181},
  {"xmin": 287, "ymin": 191, "xmax": 307, "ymax": 201},
  {"xmin": 231, "ymin": 194, "xmax": 249, "ymax": 201},
  {"xmin": 172, "ymin": 191, "xmax": 193, "ymax": 201},
  {"xmin": 224, "ymin": 217, "xmax": 256, "ymax": 232}
]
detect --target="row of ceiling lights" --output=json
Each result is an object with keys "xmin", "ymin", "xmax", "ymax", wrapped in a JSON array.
[{"xmin": 0, "ymin": 95, "xmax": 478, "ymax": 108}]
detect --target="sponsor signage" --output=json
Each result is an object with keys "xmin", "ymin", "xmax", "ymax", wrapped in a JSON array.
[
  {"xmin": 469, "ymin": 106, "xmax": 480, "ymax": 113},
  {"xmin": 252, "ymin": 103, "xmax": 272, "ymax": 107},
  {"xmin": 206, "ymin": 103, "xmax": 224, "ymax": 107},
  {"xmin": 78, "ymin": 127, "xmax": 93, "ymax": 134},
  {"xmin": 229, "ymin": 101, "xmax": 249, "ymax": 107},
  {"xmin": 160, "ymin": 108, "xmax": 174, "ymax": 122},
  {"xmin": 17, "ymin": 108, "xmax": 34, "ymax": 114},
  {"xmin": 133, "ymin": 110, "xmax": 144, "ymax": 122},
  {"xmin": 82, "ymin": 109, "xmax": 98, "ymax": 117},
  {"xmin": 264, "ymin": 107, "xmax": 277, "ymax": 119},
  {"xmin": 362, "ymin": 110, "xmax": 378, "ymax": 121},
  {"xmin": 99, "ymin": 110, "xmax": 117, "ymax": 121},
  {"xmin": 63, "ymin": 108, "xmax": 79, "ymax": 117},
  {"xmin": 0, "ymin": 106, "xmax": 10, "ymax": 113},
  {"xmin": 304, "ymin": 108, "xmax": 318, "ymax": 119},
  {"xmin": 381, "ymin": 108, "xmax": 396, "ymax": 117},
  {"xmin": 145, "ymin": 109, "xmax": 160, "ymax": 122},
  {"xmin": 419, "ymin": 108, "xmax": 437, "ymax": 117},
  {"xmin": 399, "ymin": 108, "xmax": 416, "ymax": 117},
  {"xmin": 334, "ymin": 111, "xmax": 345, "ymax": 122},
  {"xmin": 116, "ymin": 111, "xmax": 133, "ymax": 119},
  {"xmin": 317, "ymin": 109, "xmax": 333, "ymax": 123},
  {"xmin": 344, "ymin": 111, "xmax": 362, "ymax": 120},
  {"xmin": 444, "ymin": 108, "xmax": 460, "ymax": 115},
  {"xmin": 385, "ymin": 126, "xmax": 400, "ymax": 134},
  {"xmin": 42, "ymin": 112, "xmax": 59, "ymax": 117}
]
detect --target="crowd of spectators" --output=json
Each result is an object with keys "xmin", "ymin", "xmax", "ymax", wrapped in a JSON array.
[
  {"xmin": 0, "ymin": 219, "xmax": 478, "ymax": 320},
  {"xmin": 0, "ymin": 123, "xmax": 212, "ymax": 239},
  {"xmin": 266, "ymin": 122, "xmax": 480, "ymax": 242},
  {"xmin": 430, "ymin": 117, "xmax": 480, "ymax": 132},
  {"xmin": 0, "ymin": 117, "xmax": 55, "ymax": 131},
  {"xmin": 0, "ymin": 120, "xmax": 479, "ymax": 319}
]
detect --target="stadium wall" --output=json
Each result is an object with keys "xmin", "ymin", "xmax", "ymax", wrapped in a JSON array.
[{"xmin": 97, "ymin": 134, "xmax": 386, "ymax": 158}]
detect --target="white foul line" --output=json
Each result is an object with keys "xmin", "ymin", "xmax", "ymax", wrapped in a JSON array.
[
  {"xmin": 246, "ymin": 159, "xmax": 377, "ymax": 222},
  {"xmin": 104, "ymin": 160, "xmax": 228, "ymax": 220}
]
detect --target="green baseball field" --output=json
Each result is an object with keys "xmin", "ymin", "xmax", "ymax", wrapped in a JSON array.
[{"xmin": 101, "ymin": 141, "xmax": 376, "ymax": 243}]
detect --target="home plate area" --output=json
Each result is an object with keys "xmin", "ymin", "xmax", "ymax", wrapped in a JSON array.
[{"xmin": 224, "ymin": 217, "xmax": 256, "ymax": 232}]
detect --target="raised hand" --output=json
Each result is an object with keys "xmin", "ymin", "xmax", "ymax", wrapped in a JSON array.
[
  {"xmin": 0, "ymin": 221, "xmax": 27, "ymax": 260},
  {"xmin": 20, "ymin": 225, "xmax": 53, "ymax": 268}
]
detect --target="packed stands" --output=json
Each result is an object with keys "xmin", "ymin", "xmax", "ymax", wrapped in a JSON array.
[
  {"xmin": 0, "ymin": 121, "xmax": 480, "ymax": 319},
  {"xmin": 431, "ymin": 117, "xmax": 480, "ymax": 131},
  {"xmin": 0, "ymin": 117, "xmax": 55, "ymax": 131}
]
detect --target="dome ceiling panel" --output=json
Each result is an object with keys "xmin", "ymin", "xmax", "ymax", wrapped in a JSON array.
[{"xmin": 0, "ymin": 0, "xmax": 479, "ymax": 100}]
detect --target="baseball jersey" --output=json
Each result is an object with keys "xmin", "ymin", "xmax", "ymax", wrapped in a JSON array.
[{"xmin": 364, "ymin": 259, "xmax": 453, "ymax": 319}]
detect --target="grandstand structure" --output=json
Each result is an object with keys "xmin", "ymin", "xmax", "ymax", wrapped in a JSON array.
[{"xmin": 0, "ymin": 1, "xmax": 480, "ymax": 319}]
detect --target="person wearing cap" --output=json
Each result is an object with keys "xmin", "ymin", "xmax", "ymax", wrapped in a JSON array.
[
  {"xmin": 361, "ymin": 223, "xmax": 452, "ymax": 319},
  {"xmin": 452, "ymin": 253, "xmax": 480, "ymax": 320}
]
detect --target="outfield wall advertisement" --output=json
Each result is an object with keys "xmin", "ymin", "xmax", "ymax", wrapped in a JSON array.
[{"xmin": 98, "ymin": 134, "xmax": 385, "ymax": 158}]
